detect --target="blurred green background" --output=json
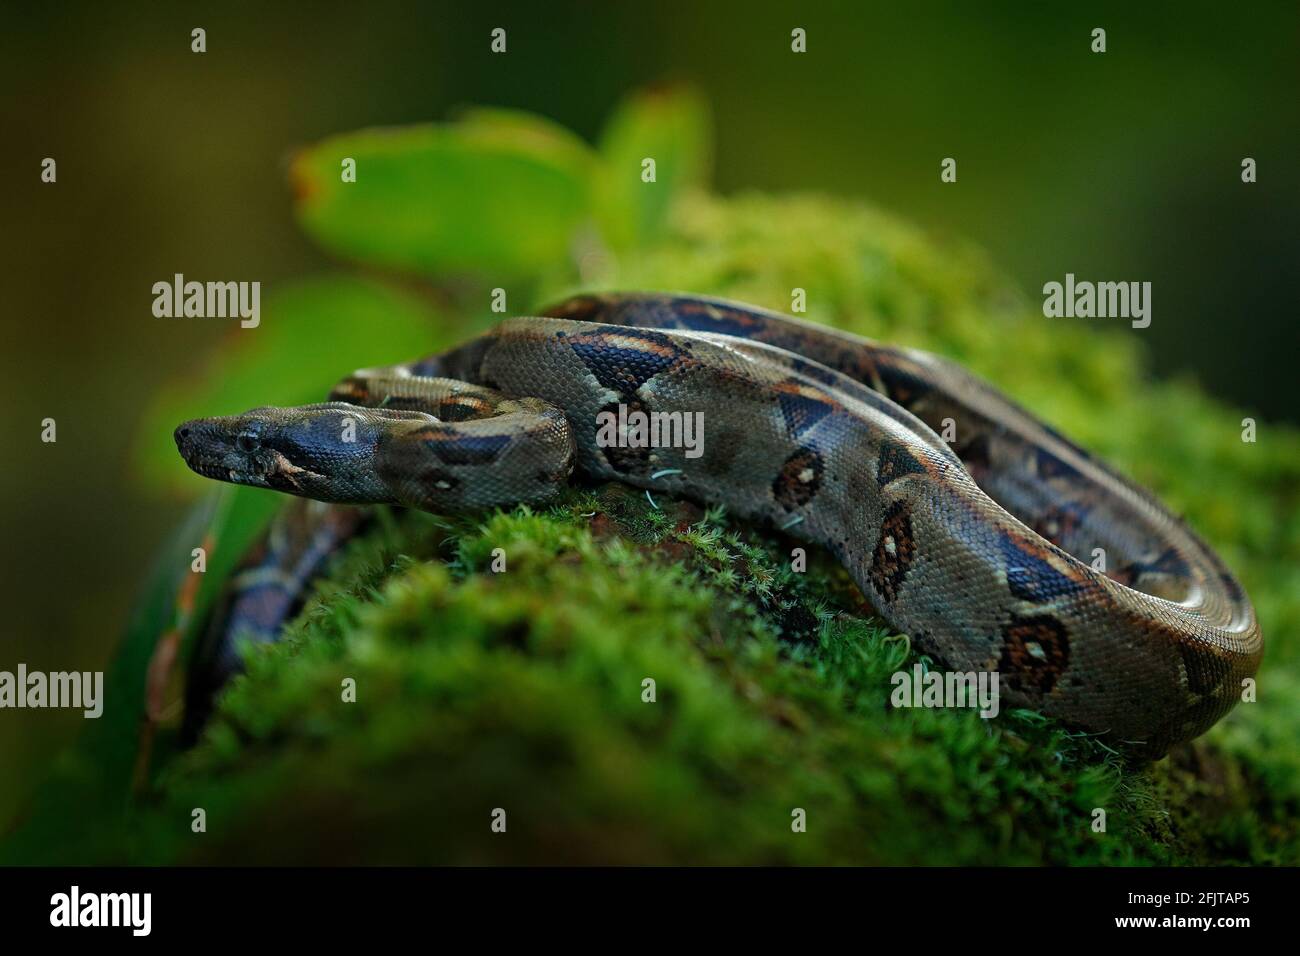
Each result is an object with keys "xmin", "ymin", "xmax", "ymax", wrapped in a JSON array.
[{"xmin": 2, "ymin": 1, "xmax": 1297, "ymax": 823}]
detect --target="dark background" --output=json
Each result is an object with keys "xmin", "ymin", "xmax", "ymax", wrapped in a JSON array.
[{"xmin": 2, "ymin": 1, "xmax": 1296, "ymax": 819}]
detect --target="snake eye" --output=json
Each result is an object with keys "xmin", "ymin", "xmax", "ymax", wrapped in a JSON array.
[{"xmin": 236, "ymin": 434, "xmax": 260, "ymax": 453}]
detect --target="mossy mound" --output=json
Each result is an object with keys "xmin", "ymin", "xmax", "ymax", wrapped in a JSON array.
[{"xmin": 122, "ymin": 191, "xmax": 1300, "ymax": 864}]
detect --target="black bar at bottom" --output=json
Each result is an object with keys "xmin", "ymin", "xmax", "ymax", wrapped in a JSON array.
[{"xmin": 0, "ymin": 865, "xmax": 1280, "ymax": 940}]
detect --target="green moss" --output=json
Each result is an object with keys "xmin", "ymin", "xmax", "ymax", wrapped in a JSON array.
[
  {"xmin": 124, "ymin": 495, "xmax": 1123, "ymax": 863},
  {"xmin": 24, "ymin": 189, "xmax": 1300, "ymax": 865}
]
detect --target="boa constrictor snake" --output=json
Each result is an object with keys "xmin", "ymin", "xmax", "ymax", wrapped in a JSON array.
[{"xmin": 175, "ymin": 292, "xmax": 1262, "ymax": 755}]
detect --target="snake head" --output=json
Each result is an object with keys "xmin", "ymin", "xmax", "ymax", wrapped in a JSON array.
[{"xmin": 175, "ymin": 402, "xmax": 424, "ymax": 503}]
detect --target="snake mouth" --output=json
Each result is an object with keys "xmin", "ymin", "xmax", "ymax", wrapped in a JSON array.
[{"xmin": 177, "ymin": 450, "xmax": 272, "ymax": 488}]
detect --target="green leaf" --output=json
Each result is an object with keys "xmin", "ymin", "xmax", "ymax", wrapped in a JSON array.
[
  {"xmin": 290, "ymin": 110, "xmax": 596, "ymax": 276},
  {"xmin": 0, "ymin": 486, "xmax": 280, "ymax": 864},
  {"xmin": 595, "ymin": 87, "xmax": 711, "ymax": 250},
  {"xmin": 132, "ymin": 275, "xmax": 446, "ymax": 495}
]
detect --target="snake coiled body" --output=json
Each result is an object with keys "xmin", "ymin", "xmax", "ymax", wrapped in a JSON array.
[{"xmin": 177, "ymin": 293, "xmax": 1262, "ymax": 755}]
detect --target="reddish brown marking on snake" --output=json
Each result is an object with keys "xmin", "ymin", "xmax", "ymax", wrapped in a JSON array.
[
  {"xmin": 868, "ymin": 500, "xmax": 917, "ymax": 603},
  {"xmin": 772, "ymin": 447, "xmax": 824, "ymax": 510},
  {"xmin": 599, "ymin": 399, "xmax": 652, "ymax": 475},
  {"xmin": 414, "ymin": 425, "xmax": 459, "ymax": 442},
  {"xmin": 435, "ymin": 396, "xmax": 495, "ymax": 421},
  {"xmin": 998, "ymin": 614, "xmax": 1070, "ymax": 694}
]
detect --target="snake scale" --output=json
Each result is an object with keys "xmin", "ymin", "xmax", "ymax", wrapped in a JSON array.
[{"xmin": 175, "ymin": 292, "xmax": 1262, "ymax": 755}]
